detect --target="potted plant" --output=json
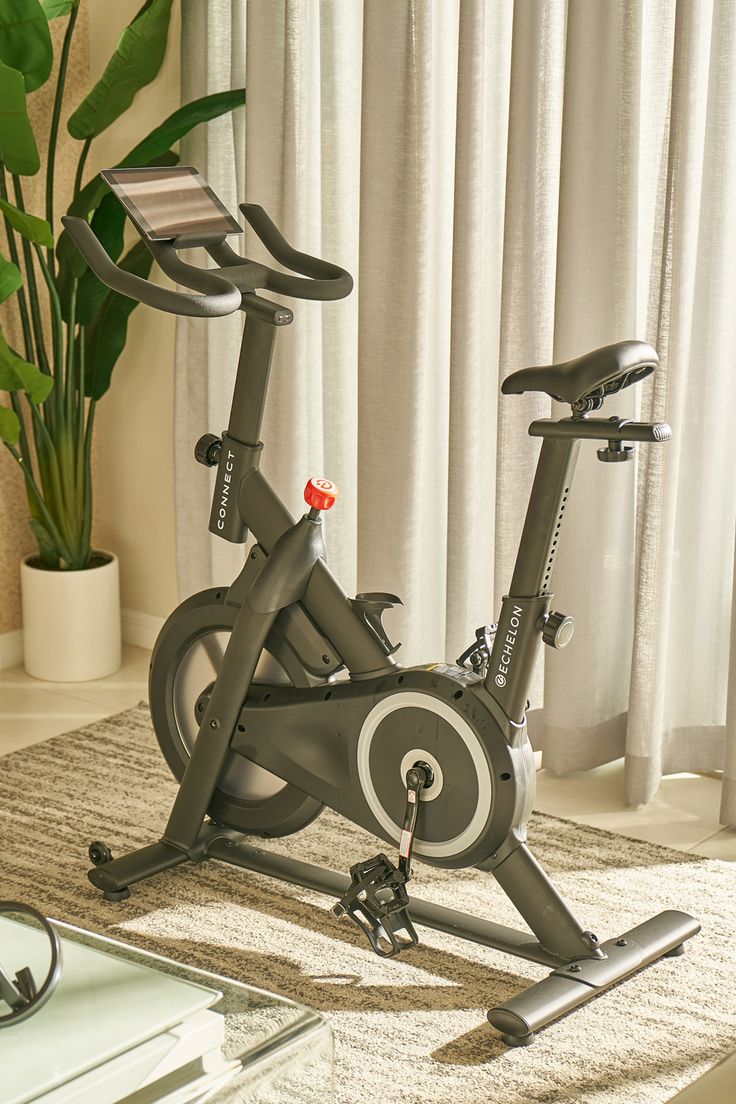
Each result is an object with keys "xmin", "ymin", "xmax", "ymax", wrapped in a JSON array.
[{"xmin": 0, "ymin": 0, "xmax": 244, "ymax": 680}]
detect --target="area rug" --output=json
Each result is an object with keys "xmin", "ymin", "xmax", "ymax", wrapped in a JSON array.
[{"xmin": 0, "ymin": 705, "xmax": 733, "ymax": 1104}]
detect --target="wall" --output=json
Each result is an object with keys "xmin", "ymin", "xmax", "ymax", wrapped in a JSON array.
[{"xmin": 0, "ymin": 2, "xmax": 180, "ymax": 655}]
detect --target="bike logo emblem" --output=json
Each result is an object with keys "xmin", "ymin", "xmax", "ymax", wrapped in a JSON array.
[{"xmin": 495, "ymin": 674, "xmax": 506, "ymax": 687}]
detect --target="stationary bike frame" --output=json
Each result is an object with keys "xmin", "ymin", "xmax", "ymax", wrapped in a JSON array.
[
  {"xmin": 62, "ymin": 166, "xmax": 697, "ymax": 1045},
  {"xmin": 209, "ymin": 304, "xmax": 398, "ymax": 682},
  {"xmin": 89, "ymin": 295, "xmax": 699, "ymax": 1046}
]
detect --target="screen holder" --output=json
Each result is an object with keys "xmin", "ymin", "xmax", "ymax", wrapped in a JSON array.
[{"xmin": 100, "ymin": 166, "xmax": 243, "ymax": 242}]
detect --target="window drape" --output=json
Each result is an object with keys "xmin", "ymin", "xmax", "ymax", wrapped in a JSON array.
[{"xmin": 177, "ymin": 0, "xmax": 736, "ymax": 824}]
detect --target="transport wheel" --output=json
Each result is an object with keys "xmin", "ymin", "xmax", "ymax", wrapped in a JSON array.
[
  {"xmin": 89, "ymin": 841, "xmax": 113, "ymax": 865},
  {"xmin": 149, "ymin": 587, "xmax": 323, "ymax": 837}
]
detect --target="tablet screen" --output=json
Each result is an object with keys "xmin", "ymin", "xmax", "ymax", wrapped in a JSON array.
[{"xmin": 101, "ymin": 166, "xmax": 243, "ymax": 241}]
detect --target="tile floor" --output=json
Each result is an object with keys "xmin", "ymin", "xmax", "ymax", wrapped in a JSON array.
[{"xmin": 1, "ymin": 644, "xmax": 734, "ymax": 861}]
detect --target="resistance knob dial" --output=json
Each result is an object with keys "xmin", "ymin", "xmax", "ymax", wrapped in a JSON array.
[
  {"xmin": 304, "ymin": 477, "xmax": 339, "ymax": 512},
  {"xmin": 540, "ymin": 610, "xmax": 575, "ymax": 649}
]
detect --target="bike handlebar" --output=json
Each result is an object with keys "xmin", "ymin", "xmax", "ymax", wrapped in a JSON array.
[
  {"xmin": 61, "ymin": 200, "xmax": 353, "ymax": 318},
  {"xmin": 61, "ymin": 216, "xmax": 242, "ymax": 318},
  {"xmin": 238, "ymin": 204, "xmax": 354, "ymax": 301}
]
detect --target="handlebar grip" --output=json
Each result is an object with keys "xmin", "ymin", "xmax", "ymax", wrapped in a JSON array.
[
  {"xmin": 239, "ymin": 204, "xmax": 353, "ymax": 301},
  {"xmin": 61, "ymin": 217, "xmax": 242, "ymax": 318}
]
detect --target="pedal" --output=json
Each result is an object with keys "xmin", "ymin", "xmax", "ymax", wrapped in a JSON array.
[
  {"xmin": 333, "ymin": 762, "xmax": 432, "ymax": 958},
  {"xmin": 332, "ymin": 854, "xmax": 418, "ymax": 958}
]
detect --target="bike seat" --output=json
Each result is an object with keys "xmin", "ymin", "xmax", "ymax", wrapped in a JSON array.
[{"xmin": 501, "ymin": 340, "xmax": 658, "ymax": 406}]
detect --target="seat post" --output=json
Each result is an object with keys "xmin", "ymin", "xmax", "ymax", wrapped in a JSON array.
[
  {"xmin": 508, "ymin": 436, "xmax": 581, "ymax": 596},
  {"xmin": 484, "ymin": 435, "xmax": 580, "ymax": 721}
]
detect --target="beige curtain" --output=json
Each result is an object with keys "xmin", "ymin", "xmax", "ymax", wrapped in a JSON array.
[{"xmin": 177, "ymin": 0, "xmax": 736, "ymax": 825}]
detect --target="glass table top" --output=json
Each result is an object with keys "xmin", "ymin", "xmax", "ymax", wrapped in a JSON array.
[{"xmin": 1, "ymin": 913, "xmax": 333, "ymax": 1104}]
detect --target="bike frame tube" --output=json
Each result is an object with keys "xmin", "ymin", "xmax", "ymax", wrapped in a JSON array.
[
  {"xmin": 485, "ymin": 437, "xmax": 581, "ymax": 721},
  {"xmin": 239, "ymin": 471, "xmax": 395, "ymax": 677},
  {"xmin": 215, "ymin": 306, "xmax": 395, "ymax": 679}
]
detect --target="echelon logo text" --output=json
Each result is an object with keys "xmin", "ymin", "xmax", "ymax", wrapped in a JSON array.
[{"xmin": 495, "ymin": 605, "xmax": 523, "ymax": 688}]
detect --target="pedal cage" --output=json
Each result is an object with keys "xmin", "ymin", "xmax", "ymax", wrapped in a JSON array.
[{"xmin": 332, "ymin": 854, "xmax": 419, "ymax": 958}]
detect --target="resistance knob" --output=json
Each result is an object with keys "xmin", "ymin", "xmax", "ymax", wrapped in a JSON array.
[
  {"xmin": 304, "ymin": 477, "xmax": 339, "ymax": 512},
  {"xmin": 540, "ymin": 611, "xmax": 575, "ymax": 649}
]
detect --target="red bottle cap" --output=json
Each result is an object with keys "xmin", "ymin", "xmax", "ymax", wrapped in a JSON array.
[{"xmin": 304, "ymin": 477, "xmax": 339, "ymax": 511}]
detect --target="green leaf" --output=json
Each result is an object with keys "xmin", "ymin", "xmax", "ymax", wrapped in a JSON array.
[
  {"xmin": 0, "ymin": 0, "xmax": 53, "ymax": 92},
  {"xmin": 0, "ymin": 249, "xmax": 22, "ymax": 303},
  {"xmin": 42, "ymin": 0, "xmax": 77, "ymax": 18},
  {"xmin": 122, "ymin": 89, "xmax": 246, "ymax": 167},
  {"xmin": 0, "ymin": 197, "xmax": 53, "ymax": 246},
  {"xmin": 83, "ymin": 240, "xmax": 153, "ymax": 399},
  {"xmin": 0, "ymin": 328, "xmax": 53, "ymax": 402},
  {"xmin": 0, "ymin": 59, "xmax": 40, "ymax": 174},
  {"xmin": 60, "ymin": 88, "xmax": 244, "ymax": 229},
  {"xmin": 67, "ymin": 0, "xmax": 174, "ymax": 139},
  {"xmin": 29, "ymin": 517, "xmax": 59, "ymax": 567},
  {"xmin": 0, "ymin": 403, "xmax": 20, "ymax": 444}
]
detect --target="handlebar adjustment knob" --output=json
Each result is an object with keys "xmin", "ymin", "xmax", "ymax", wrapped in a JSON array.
[
  {"xmin": 304, "ymin": 478, "xmax": 339, "ymax": 511},
  {"xmin": 195, "ymin": 434, "xmax": 222, "ymax": 467}
]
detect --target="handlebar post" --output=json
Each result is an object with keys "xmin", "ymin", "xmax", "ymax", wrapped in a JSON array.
[{"xmin": 226, "ymin": 312, "xmax": 283, "ymax": 448}]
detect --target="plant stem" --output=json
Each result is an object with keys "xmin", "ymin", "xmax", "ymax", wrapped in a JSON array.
[
  {"xmin": 34, "ymin": 251, "xmax": 80, "ymax": 560},
  {"xmin": 73, "ymin": 138, "xmax": 92, "ymax": 200},
  {"xmin": 34, "ymin": 245, "xmax": 64, "ymax": 371},
  {"xmin": 65, "ymin": 278, "xmax": 77, "ymax": 427},
  {"xmin": 75, "ymin": 326, "xmax": 86, "ymax": 516},
  {"xmin": 11, "ymin": 176, "xmax": 50, "ymax": 379},
  {"xmin": 33, "ymin": 245, "xmax": 65, "ymax": 433},
  {"xmin": 4, "ymin": 442, "xmax": 75, "ymax": 566},
  {"xmin": 10, "ymin": 393, "xmax": 32, "ymax": 473},
  {"xmin": 46, "ymin": 3, "xmax": 79, "ymax": 267},
  {"xmin": 30, "ymin": 403, "xmax": 68, "ymax": 519},
  {"xmin": 81, "ymin": 399, "xmax": 96, "ymax": 560},
  {"xmin": 0, "ymin": 169, "xmax": 35, "ymax": 363}
]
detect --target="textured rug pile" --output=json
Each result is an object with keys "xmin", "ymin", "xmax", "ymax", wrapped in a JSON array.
[{"xmin": 0, "ymin": 704, "xmax": 734, "ymax": 1104}]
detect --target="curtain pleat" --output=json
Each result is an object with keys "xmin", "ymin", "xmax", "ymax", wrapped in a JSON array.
[
  {"xmin": 496, "ymin": 0, "xmax": 568, "ymax": 724},
  {"xmin": 177, "ymin": 1, "xmax": 247, "ymax": 597},
  {"xmin": 176, "ymin": 0, "xmax": 736, "ymax": 824},
  {"xmin": 446, "ymin": 0, "xmax": 513, "ymax": 661}
]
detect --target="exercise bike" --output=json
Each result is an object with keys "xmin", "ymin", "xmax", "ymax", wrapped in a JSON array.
[{"xmin": 63, "ymin": 165, "xmax": 699, "ymax": 1047}]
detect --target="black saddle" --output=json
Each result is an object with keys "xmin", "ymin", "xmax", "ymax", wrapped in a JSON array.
[{"xmin": 502, "ymin": 340, "xmax": 658, "ymax": 407}]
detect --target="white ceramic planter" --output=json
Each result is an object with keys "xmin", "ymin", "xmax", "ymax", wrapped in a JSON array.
[{"xmin": 21, "ymin": 552, "xmax": 122, "ymax": 682}]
